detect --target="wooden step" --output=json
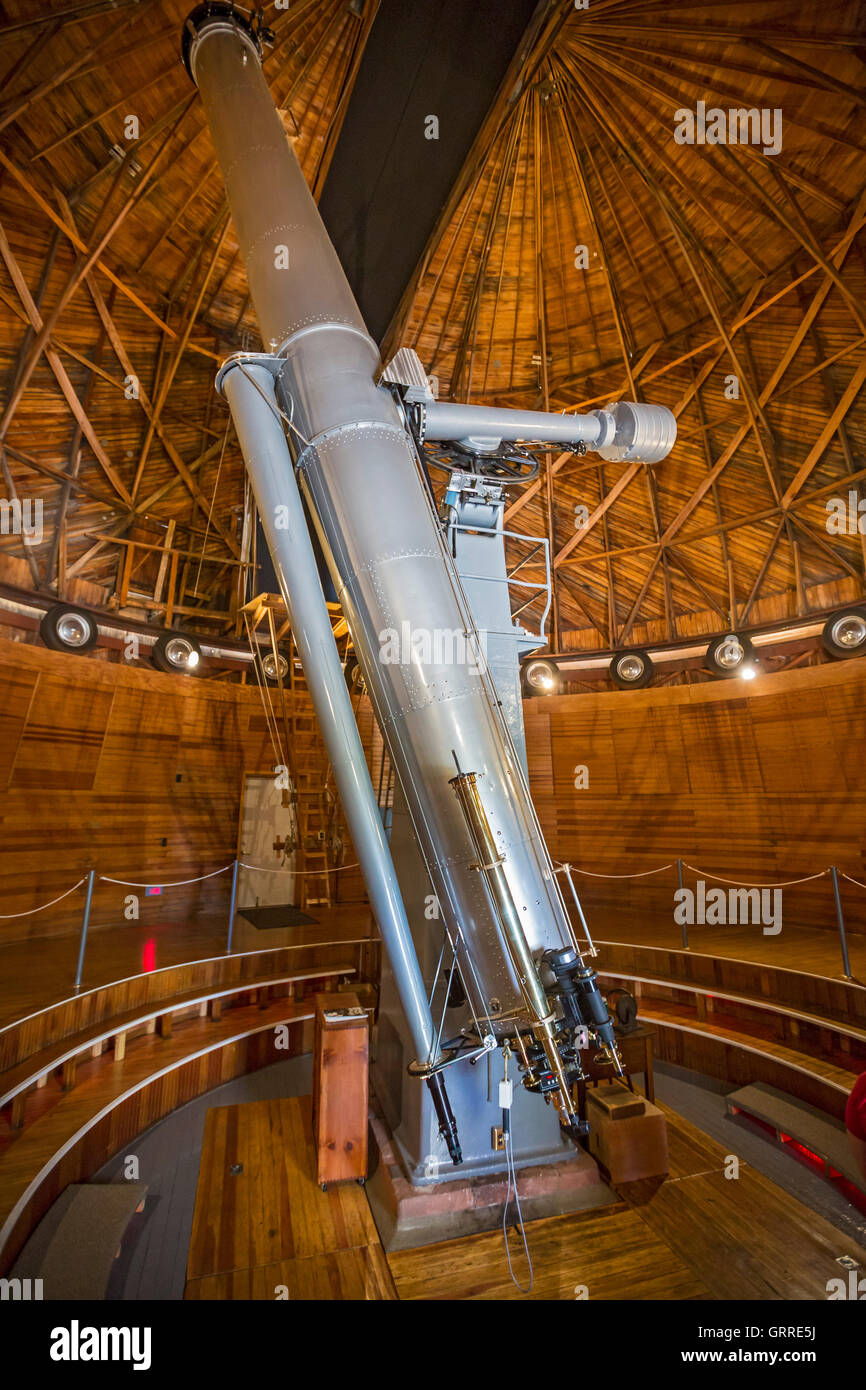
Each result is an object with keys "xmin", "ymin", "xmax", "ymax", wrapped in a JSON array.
[
  {"xmin": 0, "ymin": 996, "xmax": 321, "ymax": 1271},
  {"xmin": 0, "ymin": 965, "xmax": 357, "ymax": 1126},
  {"xmin": 11, "ymin": 1181, "xmax": 149, "ymax": 1299},
  {"xmin": 640, "ymin": 1003, "xmax": 857, "ymax": 1118},
  {"xmin": 726, "ymin": 1082, "xmax": 865, "ymax": 1193},
  {"xmin": 599, "ymin": 966, "xmax": 866, "ymax": 1048}
]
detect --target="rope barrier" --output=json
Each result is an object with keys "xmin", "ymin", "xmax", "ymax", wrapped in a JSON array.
[
  {"xmin": 239, "ymin": 860, "xmax": 360, "ymax": 875},
  {"xmin": 561, "ymin": 862, "xmax": 675, "ymax": 880},
  {"xmin": 0, "ymin": 856, "xmax": 857, "ymax": 922},
  {"xmin": 99, "ymin": 864, "xmax": 234, "ymax": 888},
  {"xmin": 0, "ymin": 878, "xmax": 86, "ymax": 919},
  {"xmin": 682, "ymin": 863, "xmax": 830, "ymax": 889}
]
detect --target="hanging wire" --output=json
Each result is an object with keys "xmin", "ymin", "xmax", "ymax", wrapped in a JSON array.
[
  {"xmin": 242, "ymin": 609, "xmax": 287, "ymax": 774},
  {"xmin": 100, "ymin": 865, "xmax": 233, "ymax": 888},
  {"xmin": 431, "ymin": 949, "xmax": 459, "ymax": 1063},
  {"xmin": 239, "ymin": 858, "xmax": 360, "ymax": 875},
  {"xmin": 561, "ymin": 861, "xmax": 676, "ymax": 879},
  {"xmin": 192, "ymin": 413, "xmax": 231, "ymax": 599},
  {"xmin": 236, "ymin": 360, "xmax": 311, "ymax": 449},
  {"xmin": 502, "ymin": 1120, "xmax": 533, "ymax": 1294}
]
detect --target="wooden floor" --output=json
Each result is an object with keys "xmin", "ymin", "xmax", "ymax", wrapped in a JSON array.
[
  {"xmin": 0, "ymin": 904, "xmax": 375, "ymax": 1027},
  {"xmin": 184, "ymin": 1096, "xmax": 396, "ymax": 1300},
  {"xmin": 389, "ymin": 1100, "xmax": 864, "ymax": 1301},
  {"xmin": 0, "ymin": 996, "xmax": 321, "ymax": 1256},
  {"xmin": 0, "ymin": 903, "xmax": 860, "ymax": 1033},
  {"xmin": 595, "ymin": 912, "xmax": 865, "ymax": 983},
  {"xmin": 184, "ymin": 1095, "xmax": 864, "ymax": 1301}
]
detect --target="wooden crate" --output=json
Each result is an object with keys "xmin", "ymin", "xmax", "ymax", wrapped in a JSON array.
[{"xmin": 587, "ymin": 1084, "xmax": 669, "ymax": 1184}]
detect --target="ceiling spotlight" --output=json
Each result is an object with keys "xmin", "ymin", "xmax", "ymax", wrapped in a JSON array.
[
  {"xmin": 705, "ymin": 632, "xmax": 755, "ymax": 679},
  {"xmin": 521, "ymin": 658, "xmax": 561, "ymax": 696},
  {"xmin": 822, "ymin": 608, "xmax": 866, "ymax": 660},
  {"xmin": 739, "ymin": 664, "xmax": 758, "ymax": 681},
  {"xmin": 609, "ymin": 648, "xmax": 654, "ymax": 690},
  {"xmin": 152, "ymin": 632, "xmax": 203, "ymax": 675},
  {"xmin": 262, "ymin": 651, "xmax": 289, "ymax": 683},
  {"xmin": 39, "ymin": 604, "xmax": 99, "ymax": 655}
]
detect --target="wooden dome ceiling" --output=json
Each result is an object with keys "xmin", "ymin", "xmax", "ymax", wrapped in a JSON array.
[{"xmin": 0, "ymin": 0, "xmax": 864, "ymax": 662}]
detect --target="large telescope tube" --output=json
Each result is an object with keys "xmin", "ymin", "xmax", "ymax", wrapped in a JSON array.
[
  {"xmin": 183, "ymin": 4, "xmax": 621, "ymax": 1149},
  {"xmin": 218, "ymin": 356, "xmax": 435, "ymax": 1070}
]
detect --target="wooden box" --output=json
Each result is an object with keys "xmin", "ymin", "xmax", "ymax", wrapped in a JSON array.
[
  {"xmin": 313, "ymin": 991, "xmax": 370, "ymax": 1188},
  {"xmin": 587, "ymin": 1084, "xmax": 669, "ymax": 1184}
]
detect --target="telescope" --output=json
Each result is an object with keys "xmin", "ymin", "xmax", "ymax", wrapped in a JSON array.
[{"xmin": 183, "ymin": 3, "xmax": 677, "ymax": 1171}]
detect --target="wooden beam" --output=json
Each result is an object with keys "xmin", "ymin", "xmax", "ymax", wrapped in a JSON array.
[
  {"xmin": 0, "ymin": 148, "xmax": 218, "ymax": 357},
  {"xmin": 0, "ymin": 5, "xmax": 140, "ymax": 133},
  {"xmin": 132, "ymin": 218, "xmax": 231, "ymax": 499},
  {"xmin": 780, "ymin": 355, "xmax": 866, "ymax": 510},
  {"xmin": 0, "ymin": 220, "xmax": 132, "ymax": 504},
  {"xmin": 61, "ymin": 209, "xmax": 240, "ymax": 555},
  {"xmin": 0, "ymin": 445, "xmax": 42, "ymax": 588},
  {"xmin": 0, "ymin": 109, "xmax": 195, "ymax": 447}
]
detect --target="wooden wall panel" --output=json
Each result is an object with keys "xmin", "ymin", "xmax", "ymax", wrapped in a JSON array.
[
  {"xmin": 0, "ymin": 638, "xmax": 355, "ymax": 943},
  {"xmin": 2, "ymin": 637, "xmax": 862, "ymax": 952},
  {"xmin": 527, "ymin": 658, "xmax": 866, "ymax": 937},
  {"xmin": 10, "ymin": 675, "xmax": 115, "ymax": 790},
  {"xmin": 0, "ymin": 666, "xmax": 37, "ymax": 787}
]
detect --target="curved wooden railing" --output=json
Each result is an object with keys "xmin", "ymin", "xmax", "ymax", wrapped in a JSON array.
[{"xmin": 0, "ymin": 941, "xmax": 379, "ymax": 1274}]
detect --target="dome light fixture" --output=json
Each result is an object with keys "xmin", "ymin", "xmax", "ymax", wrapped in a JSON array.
[
  {"xmin": 40, "ymin": 604, "xmax": 99, "ymax": 655},
  {"xmin": 521, "ymin": 658, "xmax": 561, "ymax": 696},
  {"xmin": 152, "ymin": 631, "xmax": 203, "ymax": 675},
  {"xmin": 609, "ymin": 648, "xmax": 654, "ymax": 690},
  {"xmin": 822, "ymin": 608, "xmax": 866, "ymax": 660},
  {"xmin": 705, "ymin": 632, "xmax": 755, "ymax": 679},
  {"xmin": 262, "ymin": 651, "xmax": 289, "ymax": 683}
]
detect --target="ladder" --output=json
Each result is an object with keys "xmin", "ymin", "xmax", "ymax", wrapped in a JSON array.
[{"xmin": 290, "ymin": 660, "xmax": 333, "ymax": 911}]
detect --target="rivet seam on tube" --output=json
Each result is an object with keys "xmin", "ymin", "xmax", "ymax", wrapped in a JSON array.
[
  {"xmin": 296, "ymin": 421, "xmax": 409, "ymax": 473},
  {"xmin": 275, "ymin": 319, "xmax": 377, "ymax": 357},
  {"xmin": 378, "ymin": 684, "xmax": 483, "ymax": 722},
  {"xmin": 223, "ymin": 150, "xmax": 294, "ymax": 182},
  {"xmin": 242, "ymin": 222, "xmax": 305, "ymax": 257},
  {"xmin": 367, "ymin": 548, "xmax": 440, "ymax": 564}
]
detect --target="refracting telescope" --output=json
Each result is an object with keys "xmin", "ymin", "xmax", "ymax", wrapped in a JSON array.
[{"xmin": 181, "ymin": 2, "xmax": 677, "ymax": 1167}]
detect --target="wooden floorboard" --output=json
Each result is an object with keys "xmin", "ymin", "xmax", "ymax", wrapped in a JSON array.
[
  {"xmin": 184, "ymin": 1096, "xmax": 393, "ymax": 1299},
  {"xmin": 388, "ymin": 1102, "xmax": 865, "ymax": 1301},
  {"xmin": 0, "ymin": 998, "xmax": 313, "ymax": 1239},
  {"xmin": 616, "ymin": 1101, "xmax": 864, "ymax": 1300},
  {"xmin": 185, "ymin": 1244, "xmax": 396, "ymax": 1300},
  {"xmin": 185, "ymin": 1092, "xmax": 862, "ymax": 1301},
  {"xmin": 594, "ymin": 916, "xmax": 865, "ymax": 983},
  {"xmin": 388, "ymin": 1206, "xmax": 711, "ymax": 1301},
  {"xmin": 0, "ymin": 904, "xmax": 375, "ymax": 1028}
]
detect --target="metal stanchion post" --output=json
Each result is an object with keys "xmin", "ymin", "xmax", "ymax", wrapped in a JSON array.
[
  {"xmin": 830, "ymin": 866, "xmax": 852, "ymax": 979},
  {"xmin": 74, "ymin": 869, "xmax": 96, "ymax": 991},
  {"xmin": 226, "ymin": 858, "xmax": 239, "ymax": 954},
  {"xmin": 677, "ymin": 858, "xmax": 688, "ymax": 949}
]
